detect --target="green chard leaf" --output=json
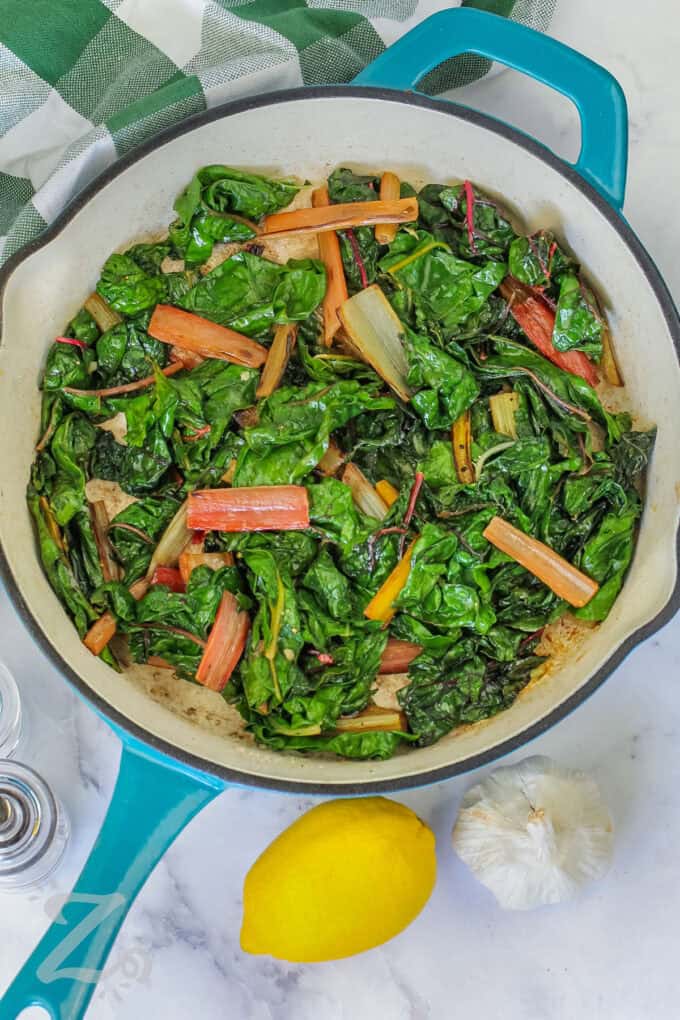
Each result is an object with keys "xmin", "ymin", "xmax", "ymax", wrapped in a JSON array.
[
  {"xmin": 108, "ymin": 492, "xmax": 183, "ymax": 583},
  {"xmin": 65, "ymin": 509, "xmax": 105, "ymax": 596},
  {"xmin": 168, "ymin": 212, "xmax": 255, "ymax": 268},
  {"xmin": 574, "ymin": 506, "xmax": 640, "ymax": 622},
  {"xmin": 610, "ymin": 428, "xmax": 656, "ymax": 483},
  {"xmin": 180, "ymin": 251, "xmax": 326, "ymax": 335},
  {"xmin": 307, "ymin": 477, "xmax": 374, "ymax": 551},
  {"xmin": 95, "ymin": 321, "xmax": 168, "ymax": 386},
  {"xmin": 406, "ymin": 329, "xmax": 480, "ymax": 429},
  {"xmin": 171, "ymin": 165, "xmax": 298, "ymax": 266},
  {"xmin": 95, "ymin": 252, "xmax": 193, "ymax": 317},
  {"xmin": 238, "ymin": 547, "xmax": 304, "ymax": 710},
  {"xmin": 124, "ymin": 241, "xmax": 172, "ymax": 275},
  {"xmin": 395, "ymin": 523, "xmax": 496, "ymax": 634},
  {"xmin": 552, "ymin": 274, "xmax": 604, "ymax": 360},
  {"xmin": 96, "ymin": 254, "xmax": 167, "ymax": 316},
  {"xmin": 27, "ymin": 489, "xmax": 98, "ymax": 637},
  {"xmin": 399, "ymin": 647, "xmax": 540, "ymax": 746},
  {"xmin": 248, "ymin": 727, "xmax": 411, "ymax": 760},
  {"xmin": 338, "ymin": 226, "xmax": 379, "ymax": 291},
  {"xmin": 507, "ymin": 232, "xmax": 576, "ymax": 291},
  {"xmin": 177, "ymin": 165, "xmax": 299, "ymax": 221},
  {"xmin": 47, "ymin": 414, "xmax": 97, "ymax": 526},
  {"xmin": 302, "ymin": 546, "xmax": 355, "ymax": 619},
  {"xmin": 440, "ymin": 182, "xmax": 517, "ymax": 260},
  {"xmin": 234, "ymin": 380, "xmax": 394, "ymax": 486},
  {"xmin": 91, "ymin": 428, "xmax": 172, "ymax": 495},
  {"xmin": 42, "ymin": 342, "xmax": 90, "ymax": 391},
  {"xmin": 380, "ymin": 229, "xmax": 506, "ymax": 337},
  {"xmin": 67, "ymin": 308, "xmax": 100, "ymax": 345},
  {"xmin": 327, "ymin": 168, "xmax": 380, "ymax": 203},
  {"xmin": 416, "ymin": 182, "xmax": 516, "ymax": 261},
  {"xmin": 477, "ymin": 336, "xmax": 624, "ymax": 443}
]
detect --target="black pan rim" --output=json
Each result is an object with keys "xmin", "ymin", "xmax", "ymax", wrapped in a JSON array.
[{"xmin": 1, "ymin": 85, "xmax": 679, "ymax": 795}]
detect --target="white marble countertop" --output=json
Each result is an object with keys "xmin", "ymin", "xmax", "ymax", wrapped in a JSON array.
[{"xmin": 2, "ymin": 1, "xmax": 680, "ymax": 1017}]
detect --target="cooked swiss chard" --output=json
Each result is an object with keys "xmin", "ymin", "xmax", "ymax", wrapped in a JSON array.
[
  {"xmin": 28, "ymin": 164, "xmax": 655, "ymax": 760},
  {"xmin": 169, "ymin": 165, "xmax": 299, "ymax": 267}
]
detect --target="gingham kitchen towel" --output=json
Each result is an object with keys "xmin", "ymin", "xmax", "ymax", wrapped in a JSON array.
[{"xmin": 0, "ymin": 0, "xmax": 555, "ymax": 265}]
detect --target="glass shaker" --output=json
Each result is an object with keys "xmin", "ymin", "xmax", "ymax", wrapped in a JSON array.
[
  {"xmin": 0, "ymin": 660, "xmax": 22, "ymax": 758},
  {"xmin": 0, "ymin": 760, "xmax": 70, "ymax": 892},
  {"xmin": 0, "ymin": 661, "xmax": 69, "ymax": 890}
]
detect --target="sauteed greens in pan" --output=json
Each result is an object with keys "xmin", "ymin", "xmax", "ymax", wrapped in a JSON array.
[{"xmin": 29, "ymin": 165, "xmax": 655, "ymax": 759}]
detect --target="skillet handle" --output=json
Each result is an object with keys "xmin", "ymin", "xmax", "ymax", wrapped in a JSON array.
[
  {"xmin": 0, "ymin": 739, "xmax": 223, "ymax": 1020},
  {"xmin": 353, "ymin": 7, "xmax": 628, "ymax": 211}
]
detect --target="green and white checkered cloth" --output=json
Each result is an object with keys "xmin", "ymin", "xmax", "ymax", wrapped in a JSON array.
[{"xmin": 0, "ymin": 0, "xmax": 555, "ymax": 265}]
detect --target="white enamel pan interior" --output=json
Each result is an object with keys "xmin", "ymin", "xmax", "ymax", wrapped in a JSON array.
[{"xmin": 1, "ymin": 89, "xmax": 680, "ymax": 793}]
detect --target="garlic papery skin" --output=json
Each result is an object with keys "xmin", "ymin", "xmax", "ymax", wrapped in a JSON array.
[{"xmin": 451, "ymin": 755, "xmax": 614, "ymax": 910}]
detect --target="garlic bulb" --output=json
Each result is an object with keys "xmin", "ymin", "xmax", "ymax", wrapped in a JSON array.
[{"xmin": 451, "ymin": 755, "xmax": 613, "ymax": 910}]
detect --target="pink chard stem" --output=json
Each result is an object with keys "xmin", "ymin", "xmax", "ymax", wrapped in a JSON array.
[
  {"xmin": 345, "ymin": 228, "xmax": 369, "ymax": 288},
  {"xmin": 463, "ymin": 180, "xmax": 478, "ymax": 255}
]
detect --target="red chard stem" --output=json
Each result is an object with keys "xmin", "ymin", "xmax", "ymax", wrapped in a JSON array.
[
  {"xmin": 463, "ymin": 180, "xmax": 478, "ymax": 255},
  {"xmin": 345, "ymin": 229, "xmax": 369, "ymax": 288}
]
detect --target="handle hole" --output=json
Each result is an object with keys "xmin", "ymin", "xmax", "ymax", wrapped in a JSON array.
[
  {"xmin": 459, "ymin": 60, "xmax": 579, "ymax": 163},
  {"xmin": 17, "ymin": 1009, "xmax": 53, "ymax": 1019},
  {"xmin": 415, "ymin": 53, "xmax": 494, "ymax": 95},
  {"xmin": 416, "ymin": 56, "xmax": 580, "ymax": 164}
]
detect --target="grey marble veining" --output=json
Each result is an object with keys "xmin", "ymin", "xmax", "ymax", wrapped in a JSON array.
[{"xmin": 2, "ymin": 2, "xmax": 679, "ymax": 1017}]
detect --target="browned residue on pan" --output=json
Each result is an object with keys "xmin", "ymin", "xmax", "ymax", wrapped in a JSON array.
[{"xmin": 126, "ymin": 661, "xmax": 253, "ymax": 742}]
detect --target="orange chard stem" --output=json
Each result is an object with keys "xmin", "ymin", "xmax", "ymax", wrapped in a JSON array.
[
  {"xmin": 83, "ymin": 578, "xmax": 149, "ymax": 656},
  {"xmin": 187, "ymin": 485, "xmax": 310, "ymax": 533},
  {"xmin": 148, "ymin": 305, "xmax": 267, "ymax": 368},
  {"xmin": 375, "ymin": 172, "xmax": 401, "ymax": 245},
  {"xmin": 259, "ymin": 196, "xmax": 418, "ymax": 240},
  {"xmin": 178, "ymin": 551, "xmax": 234, "ymax": 587},
  {"xmin": 170, "ymin": 345, "xmax": 205, "ymax": 370},
  {"xmin": 379, "ymin": 637, "xmax": 422, "ymax": 674},
  {"xmin": 256, "ymin": 323, "xmax": 297, "ymax": 399},
  {"xmin": 312, "ymin": 184, "xmax": 349, "ymax": 346},
  {"xmin": 482, "ymin": 515, "xmax": 599, "ymax": 608}
]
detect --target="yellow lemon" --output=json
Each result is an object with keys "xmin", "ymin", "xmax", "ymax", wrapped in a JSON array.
[{"xmin": 240, "ymin": 796, "xmax": 436, "ymax": 962}]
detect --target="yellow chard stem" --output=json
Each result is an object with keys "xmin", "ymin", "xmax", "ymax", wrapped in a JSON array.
[
  {"xmin": 452, "ymin": 410, "xmax": 475, "ymax": 485},
  {"xmin": 266, "ymin": 571, "xmax": 286, "ymax": 701},
  {"xmin": 376, "ymin": 479, "xmax": 400, "ymax": 508},
  {"xmin": 387, "ymin": 240, "xmax": 449, "ymax": 276},
  {"xmin": 489, "ymin": 391, "xmax": 520, "ymax": 439},
  {"xmin": 364, "ymin": 540, "xmax": 417, "ymax": 624}
]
